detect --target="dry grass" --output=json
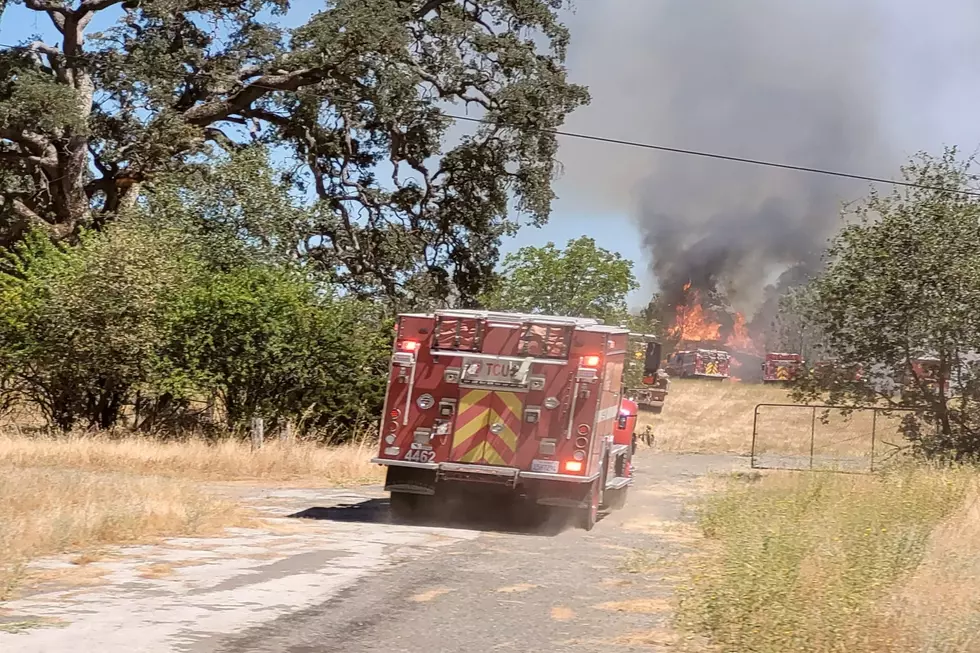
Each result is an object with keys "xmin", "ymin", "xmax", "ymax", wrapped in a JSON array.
[
  {"xmin": 642, "ymin": 378, "xmax": 910, "ymax": 461},
  {"xmin": 0, "ymin": 465, "xmax": 247, "ymax": 600},
  {"xmin": 678, "ymin": 465, "xmax": 980, "ymax": 653},
  {"xmin": 0, "ymin": 430, "xmax": 383, "ymax": 597},
  {"xmin": 0, "ymin": 432, "xmax": 384, "ymax": 485}
]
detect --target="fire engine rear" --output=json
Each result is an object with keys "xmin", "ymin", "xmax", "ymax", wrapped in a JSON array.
[
  {"xmin": 762, "ymin": 353, "xmax": 804, "ymax": 383},
  {"xmin": 372, "ymin": 310, "xmax": 660, "ymax": 530},
  {"xmin": 665, "ymin": 349, "xmax": 731, "ymax": 380},
  {"xmin": 626, "ymin": 334, "xmax": 670, "ymax": 413}
]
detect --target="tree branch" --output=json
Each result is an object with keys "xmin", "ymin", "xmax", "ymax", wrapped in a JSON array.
[
  {"xmin": 416, "ymin": 0, "xmax": 453, "ymax": 18},
  {"xmin": 23, "ymin": 0, "xmax": 67, "ymax": 14},
  {"xmin": 23, "ymin": 0, "xmax": 67, "ymax": 33},
  {"xmin": 182, "ymin": 68, "xmax": 329, "ymax": 126},
  {"xmin": 78, "ymin": 0, "xmax": 127, "ymax": 10}
]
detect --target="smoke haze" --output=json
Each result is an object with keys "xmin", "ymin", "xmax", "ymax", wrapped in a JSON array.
[{"xmin": 557, "ymin": 0, "xmax": 896, "ymax": 312}]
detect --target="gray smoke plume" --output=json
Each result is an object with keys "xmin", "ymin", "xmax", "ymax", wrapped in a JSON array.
[{"xmin": 557, "ymin": 0, "xmax": 896, "ymax": 318}]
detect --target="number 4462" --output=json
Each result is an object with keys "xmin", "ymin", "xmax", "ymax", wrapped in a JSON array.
[{"xmin": 404, "ymin": 449, "xmax": 436, "ymax": 463}]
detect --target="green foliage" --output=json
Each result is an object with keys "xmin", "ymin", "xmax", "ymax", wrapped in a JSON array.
[
  {"xmin": 164, "ymin": 264, "xmax": 389, "ymax": 432},
  {"xmin": 0, "ymin": 0, "xmax": 588, "ymax": 305},
  {"xmin": 0, "ymin": 220, "xmax": 198, "ymax": 429},
  {"xmin": 483, "ymin": 236, "xmax": 639, "ymax": 324},
  {"xmin": 679, "ymin": 468, "xmax": 973, "ymax": 653},
  {"xmin": 0, "ymin": 215, "xmax": 389, "ymax": 436},
  {"xmin": 792, "ymin": 148, "xmax": 980, "ymax": 459}
]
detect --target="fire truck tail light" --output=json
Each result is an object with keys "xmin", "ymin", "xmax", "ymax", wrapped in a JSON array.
[
  {"xmin": 564, "ymin": 460, "xmax": 583, "ymax": 473},
  {"xmin": 399, "ymin": 340, "xmax": 420, "ymax": 352},
  {"xmin": 582, "ymin": 355, "xmax": 601, "ymax": 368},
  {"xmin": 577, "ymin": 424, "xmax": 591, "ymax": 436},
  {"xmin": 573, "ymin": 450, "xmax": 585, "ymax": 461},
  {"xmin": 389, "ymin": 408, "xmax": 400, "ymax": 419}
]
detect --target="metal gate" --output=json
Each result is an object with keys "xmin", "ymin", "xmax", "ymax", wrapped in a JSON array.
[{"xmin": 750, "ymin": 403, "xmax": 926, "ymax": 473}]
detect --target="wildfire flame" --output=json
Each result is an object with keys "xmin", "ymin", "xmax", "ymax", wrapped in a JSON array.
[
  {"xmin": 668, "ymin": 287, "xmax": 721, "ymax": 342},
  {"xmin": 725, "ymin": 312, "xmax": 760, "ymax": 354},
  {"xmin": 669, "ymin": 283, "xmax": 761, "ymax": 355}
]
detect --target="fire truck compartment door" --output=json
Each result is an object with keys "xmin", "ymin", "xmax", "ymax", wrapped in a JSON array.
[{"xmin": 450, "ymin": 389, "xmax": 523, "ymax": 466}]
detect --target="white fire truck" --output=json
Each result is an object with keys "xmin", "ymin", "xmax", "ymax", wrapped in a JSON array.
[{"xmin": 372, "ymin": 310, "xmax": 663, "ymax": 530}]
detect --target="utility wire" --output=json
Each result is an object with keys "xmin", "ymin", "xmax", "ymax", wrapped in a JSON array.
[{"xmin": 2, "ymin": 41, "xmax": 979, "ymax": 197}]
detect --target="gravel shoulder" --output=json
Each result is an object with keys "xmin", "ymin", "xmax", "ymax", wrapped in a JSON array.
[{"xmin": 0, "ymin": 452, "xmax": 745, "ymax": 652}]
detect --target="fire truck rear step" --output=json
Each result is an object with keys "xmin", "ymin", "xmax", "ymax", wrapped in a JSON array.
[{"xmin": 605, "ymin": 476, "xmax": 630, "ymax": 491}]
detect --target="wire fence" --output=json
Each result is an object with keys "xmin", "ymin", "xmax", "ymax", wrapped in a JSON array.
[{"xmin": 750, "ymin": 404, "xmax": 927, "ymax": 473}]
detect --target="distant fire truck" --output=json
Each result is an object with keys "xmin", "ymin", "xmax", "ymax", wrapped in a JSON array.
[
  {"xmin": 372, "ymin": 310, "xmax": 662, "ymax": 530},
  {"xmin": 665, "ymin": 349, "xmax": 731, "ymax": 380},
  {"xmin": 762, "ymin": 353, "xmax": 804, "ymax": 383},
  {"xmin": 901, "ymin": 356, "xmax": 951, "ymax": 401},
  {"xmin": 626, "ymin": 334, "xmax": 669, "ymax": 413}
]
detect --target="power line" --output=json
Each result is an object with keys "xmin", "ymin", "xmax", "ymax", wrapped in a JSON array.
[{"xmin": 1, "ymin": 41, "xmax": 978, "ymax": 197}]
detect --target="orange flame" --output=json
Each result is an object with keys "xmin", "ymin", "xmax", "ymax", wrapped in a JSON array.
[
  {"xmin": 668, "ymin": 287, "xmax": 722, "ymax": 342},
  {"xmin": 725, "ymin": 312, "xmax": 760, "ymax": 354}
]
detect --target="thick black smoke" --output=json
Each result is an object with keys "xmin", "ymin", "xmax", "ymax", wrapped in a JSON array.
[{"xmin": 559, "ymin": 0, "xmax": 895, "ymax": 315}]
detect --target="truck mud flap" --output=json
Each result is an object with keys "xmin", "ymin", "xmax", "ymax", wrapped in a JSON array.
[{"xmin": 384, "ymin": 465, "xmax": 437, "ymax": 496}]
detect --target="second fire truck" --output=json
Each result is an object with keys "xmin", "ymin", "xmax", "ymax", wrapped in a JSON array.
[
  {"xmin": 372, "ymin": 310, "xmax": 664, "ymax": 530},
  {"xmin": 762, "ymin": 353, "xmax": 804, "ymax": 383},
  {"xmin": 665, "ymin": 349, "xmax": 731, "ymax": 380}
]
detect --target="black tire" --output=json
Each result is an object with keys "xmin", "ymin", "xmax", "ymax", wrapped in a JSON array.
[
  {"xmin": 578, "ymin": 478, "xmax": 601, "ymax": 531},
  {"xmin": 389, "ymin": 492, "xmax": 421, "ymax": 522}
]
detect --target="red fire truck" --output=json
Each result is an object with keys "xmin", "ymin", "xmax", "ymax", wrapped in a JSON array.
[
  {"xmin": 901, "ymin": 356, "xmax": 951, "ymax": 401},
  {"xmin": 762, "ymin": 353, "xmax": 804, "ymax": 383},
  {"xmin": 626, "ymin": 333, "xmax": 669, "ymax": 413},
  {"xmin": 372, "ymin": 310, "xmax": 660, "ymax": 530},
  {"xmin": 665, "ymin": 349, "xmax": 731, "ymax": 379}
]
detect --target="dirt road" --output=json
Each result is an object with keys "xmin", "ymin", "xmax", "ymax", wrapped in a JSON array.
[{"xmin": 0, "ymin": 452, "xmax": 743, "ymax": 652}]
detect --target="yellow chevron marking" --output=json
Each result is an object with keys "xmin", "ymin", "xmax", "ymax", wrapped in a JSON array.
[
  {"xmin": 452, "ymin": 410, "xmax": 488, "ymax": 450},
  {"xmin": 488, "ymin": 408, "xmax": 518, "ymax": 451},
  {"xmin": 497, "ymin": 391, "xmax": 523, "ymax": 421},
  {"xmin": 460, "ymin": 441, "xmax": 486, "ymax": 463},
  {"xmin": 452, "ymin": 390, "xmax": 490, "ymax": 451},
  {"xmin": 482, "ymin": 444, "xmax": 506, "ymax": 466}
]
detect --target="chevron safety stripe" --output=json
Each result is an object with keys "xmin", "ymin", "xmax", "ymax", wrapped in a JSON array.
[
  {"xmin": 484, "ymin": 391, "xmax": 522, "ymax": 466},
  {"xmin": 450, "ymin": 390, "xmax": 491, "ymax": 462}
]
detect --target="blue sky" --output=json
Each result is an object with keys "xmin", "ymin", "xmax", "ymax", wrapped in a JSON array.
[{"xmin": 5, "ymin": 1, "xmax": 980, "ymax": 308}]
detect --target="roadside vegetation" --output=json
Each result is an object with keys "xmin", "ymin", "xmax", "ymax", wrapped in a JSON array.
[
  {"xmin": 678, "ymin": 466, "xmax": 980, "ymax": 653},
  {"xmin": 0, "ymin": 466, "xmax": 249, "ymax": 601},
  {"xmin": 0, "ymin": 432, "xmax": 384, "ymax": 485},
  {"xmin": 670, "ymin": 150, "xmax": 980, "ymax": 653}
]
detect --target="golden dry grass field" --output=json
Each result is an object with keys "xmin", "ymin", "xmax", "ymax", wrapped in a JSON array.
[
  {"xmin": 0, "ymin": 429, "xmax": 384, "ymax": 599},
  {"xmin": 641, "ymin": 378, "xmax": 911, "ymax": 467},
  {"xmin": 657, "ymin": 379, "xmax": 980, "ymax": 653}
]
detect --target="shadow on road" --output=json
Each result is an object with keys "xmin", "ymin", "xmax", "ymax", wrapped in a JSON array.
[{"xmin": 288, "ymin": 497, "xmax": 589, "ymax": 537}]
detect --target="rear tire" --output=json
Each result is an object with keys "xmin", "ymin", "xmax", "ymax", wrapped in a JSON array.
[
  {"xmin": 389, "ymin": 492, "xmax": 421, "ymax": 522},
  {"xmin": 578, "ymin": 479, "xmax": 600, "ymax": 531}
]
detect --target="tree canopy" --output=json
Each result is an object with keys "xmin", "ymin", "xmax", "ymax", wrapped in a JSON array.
[
  {"xmin": 792, "ymin": 149, "xmax": 980, "ymax": 459},
  {"xmin": 484, "ymin": 236, "xmax": 639, "ymax": 324},
  {"xmin": 0, "ymin": 0, "xmax": 588, "ymax": 305}
]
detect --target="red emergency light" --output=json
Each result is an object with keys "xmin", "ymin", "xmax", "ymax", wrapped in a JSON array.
[
  {"xmin": 582, "ymin": 355, "xmax": 601, "ymax": 368},
  {"xmin": 564, "ymin": 460, "xmax": 583, "ymax": 473},
  {"xmin": 399, "ymin": 340, "xmax": 420, "ymax": 352}
]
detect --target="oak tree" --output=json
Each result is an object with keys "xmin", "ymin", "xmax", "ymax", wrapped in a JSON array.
[
  {"xmin": 484, "ymin": 236, "xmax": 638, "ymax": 324},
  {"xmin": 792, "ymin": 149, "xmax": 980, "ymax": 459},
  {"xmin": 0, "ymin": 0, "xmax": 588, "ymax": 304}
]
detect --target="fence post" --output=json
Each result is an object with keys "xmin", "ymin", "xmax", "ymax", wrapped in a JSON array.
[
  {"xmin": 250, "ymin": 417, "xmax": 264, "ymax": 451},
  {"xmin": 809, "ymin": 406, "xmax": 817, "ymax": 470},
  {"xmin": 751, "ymin": 405, "xmax": 761, "ymax": 468},
  {"xmin": 281, "ymin": 421, "xmax": 293, "ymax": 445},
  {"xmin": 870, "ymin": 410, "xmax": 878, "ymax": 473}
]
